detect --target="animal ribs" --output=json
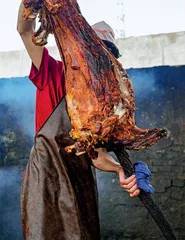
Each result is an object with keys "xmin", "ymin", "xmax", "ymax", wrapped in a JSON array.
[{"xmin": 23, "ymin": 0, "xmax": 167, "ymax": 156}]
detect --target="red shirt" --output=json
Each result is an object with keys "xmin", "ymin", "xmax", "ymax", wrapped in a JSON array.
[{"xmin": 29, "ymin": 48, "xmax": 65, "ymax": 133}]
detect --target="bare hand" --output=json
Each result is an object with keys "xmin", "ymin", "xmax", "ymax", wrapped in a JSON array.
[
  {"xmin": 92, "ymin": 148, "xmax": 140, "ymax": 198},
  {"xmin": 117, "ymin": 166, "xmax": 140, "ymax": 198}
]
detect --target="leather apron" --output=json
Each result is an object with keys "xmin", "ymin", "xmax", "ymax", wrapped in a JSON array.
[{"xmin": 21, "ymin": 97, "xmax": 100, "ymax": 240}]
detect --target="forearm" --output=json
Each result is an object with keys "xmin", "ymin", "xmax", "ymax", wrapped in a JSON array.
[
  {"xmin": 92, "ymin": 148, "xmax": 140, "ymax": 198},
  {"xmin": 17, "ymin": 1, "xmax": 35, "ymax": 35},
  {"xmin": 91, "ymin": 148, "xmax": 120, "ymax": 173}
]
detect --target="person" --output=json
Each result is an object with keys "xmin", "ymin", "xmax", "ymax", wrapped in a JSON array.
[{"xmin": 17, "ymin": 1, "xmax": 140, "ymax": 239}]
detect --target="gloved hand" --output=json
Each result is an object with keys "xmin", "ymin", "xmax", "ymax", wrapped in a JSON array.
[{"xmin": 134, "ymin": 161, "xmax": 154, "ymax": 194}]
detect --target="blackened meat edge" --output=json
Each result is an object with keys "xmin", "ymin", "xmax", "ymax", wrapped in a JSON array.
[{"xmin": 23, "ymin": 0, "xmax": 167, "ymax": 155}]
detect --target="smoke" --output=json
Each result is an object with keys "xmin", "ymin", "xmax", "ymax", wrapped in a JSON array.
[
  {"xmin": 127, "ymin": 67, "xmax": 157, "ymax": 98},
  {"xmin": 1, "ymin": 66, "xmax": 185, "ymax": 239},
  {"xmin": 126, "ymin": 67, "xmax": 160, "ymax": 128},
  {"xmin": 127, "ymin": 66, "xmax": 185, "ymax": 132},
  {"xmin": 0, "ymin": 77, "xmax": 35, "ymax": 136},
  {"xmin": 0, "ymin": 77, "xmax": 34, "ymax": 239},
  {"xmin": 0, "ymin": 167, "xmax": 23, "ymax": 240}
]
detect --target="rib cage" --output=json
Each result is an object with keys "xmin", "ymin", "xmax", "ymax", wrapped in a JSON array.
[{"xmin": 23, "ymin": 0, "xmax": 167, "ymax": 155}]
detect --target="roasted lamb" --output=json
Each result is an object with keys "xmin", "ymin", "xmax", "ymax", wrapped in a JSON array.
[{"xmin": 23, "ymin": 0, "xmax": 167, "ymax": 156}]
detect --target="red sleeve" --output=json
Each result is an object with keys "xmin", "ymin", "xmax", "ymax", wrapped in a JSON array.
[{"xmin": 29, "ymin": 47, "xmax": 59, "ymax": 90}]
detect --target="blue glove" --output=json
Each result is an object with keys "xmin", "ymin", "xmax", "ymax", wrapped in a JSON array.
[{"xmin": 134, "ymin": 161, "xmax": 154, "ymax": 194}]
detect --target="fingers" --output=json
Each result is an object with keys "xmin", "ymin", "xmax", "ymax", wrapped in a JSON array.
[
  {"xmin": 119, "ymin": 173, "xmax": 135, "ymax": 187},
  {"xmin": 118, "ymin": 170, "xmax": 140, "ymax": 198},
  {"xmin": 124, "ymin": 181, "xmax": 140, "ymax": 197},
  {"xmin": 130, "ymin": 189, "xmax": 140, "ymax": 198},
  {"xmin": 122, "ymin": 178, "xmax": 136, "ymax": 190},
  {"xmin": 127, "ymin": 183, "xmax": 138, "ymax": 193}
]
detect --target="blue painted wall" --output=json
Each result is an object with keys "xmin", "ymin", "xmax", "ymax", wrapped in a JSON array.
[{"xmin": 0, "ymin": 65, "xmax": 185, "ymax": 239}]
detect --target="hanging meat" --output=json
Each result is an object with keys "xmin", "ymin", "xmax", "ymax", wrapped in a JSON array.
[{"xmin": 23, "ymin": 0, "xmax": 167, "ymax": 156}]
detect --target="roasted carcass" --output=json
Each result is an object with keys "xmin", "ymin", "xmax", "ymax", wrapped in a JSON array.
[{"xmin": 23, "ymin": 0, "xmax": 167, "ymax": 156}]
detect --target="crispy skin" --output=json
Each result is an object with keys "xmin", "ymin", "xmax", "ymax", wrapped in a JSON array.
[{"xmin": 23, "ymin": 0, "xmax": 167, "ymax": 153}]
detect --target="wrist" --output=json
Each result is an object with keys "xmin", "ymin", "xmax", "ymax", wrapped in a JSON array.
[
  {"xmin": 17, "ymin": 2, "xmax": 36, "ymax": 35},
  {"xmin": 116, "ymin": 165, "xmax": 123, "ymax": 174}
]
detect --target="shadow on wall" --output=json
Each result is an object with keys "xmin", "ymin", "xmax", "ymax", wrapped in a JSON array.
[{"xmin": 0, "ymin": 66, "xmax": 185, "ymax": 240}]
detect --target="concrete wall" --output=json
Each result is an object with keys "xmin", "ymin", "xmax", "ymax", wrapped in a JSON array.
[
  {"xmin": 116, "ymin": 31, "xmax": 185, "ymax": 69},
  {"xmin": 1, "ymin": 32, "xmax": 185, "ymax": 240},
  {"xmin": 99, "ymin": 65, "xmax": 185, "ymax": 240},
  {"xmin": 1, "ymin": 66, "xmax": 185, "ymax": 240},
  {"xmin": 1, "ymin": 31, "xmax": 185, "ymax": 78}
]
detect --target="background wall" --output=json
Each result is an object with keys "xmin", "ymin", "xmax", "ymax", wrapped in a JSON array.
[
  {"xmin": 0, "ymin": 32, "xmax": 185, "ymax": 240},
  {"xmin": 99, "ymin": 65, "xmax": 185, "ymax": 240},
  {"xmin": 1, "ymin": 31, "xmax": 185, "ymax": 77}
]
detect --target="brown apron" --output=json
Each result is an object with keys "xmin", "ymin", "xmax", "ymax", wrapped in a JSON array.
[{"xmin": 21, "ymin": 97, "xmax": 100, "ymax": 240}]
